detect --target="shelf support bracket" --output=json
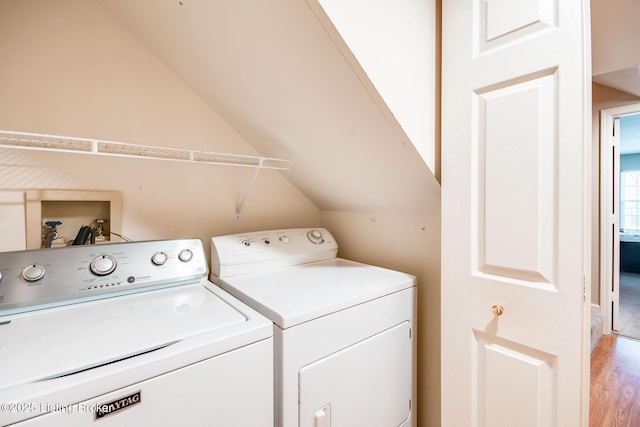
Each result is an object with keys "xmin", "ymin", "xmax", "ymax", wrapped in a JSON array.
[{"xmin": 235, "ymin": 158, "xmax": 263, "ymax": 219}]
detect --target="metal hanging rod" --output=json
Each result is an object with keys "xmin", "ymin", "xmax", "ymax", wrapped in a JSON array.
[
  {"xmin": 0, "ymin": 130, "xmax": 289, "ymax": 170},
  {"xmin": 0, "ymin": 129, "xmax": 289, "ymax": 219}
]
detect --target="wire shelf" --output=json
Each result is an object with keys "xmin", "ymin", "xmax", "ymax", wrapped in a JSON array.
[
  {"xmin": 0, "ymin": 130, "xmax": 289, "ymax": 170},
  {"xmin": 0, "ymin": 130, "xmax": 289, "ymax": 219}
]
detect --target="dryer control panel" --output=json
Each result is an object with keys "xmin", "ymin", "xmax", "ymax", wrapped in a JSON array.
[
  {"xmin": 211, "ymin": 228, "xmax": 338, "ymax": 278},
  {"xmin": 0, "ymin": 238, "xmax": 207, "ymax": 316}
]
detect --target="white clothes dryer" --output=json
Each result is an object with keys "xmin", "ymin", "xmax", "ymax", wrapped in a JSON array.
[
  {"xmin": 211, "ymin": 228, "xmax": 416, "ymax": 427},
  {"xmin": 0, "ymin": 239, "xmax": 273, "ymax": 426}
]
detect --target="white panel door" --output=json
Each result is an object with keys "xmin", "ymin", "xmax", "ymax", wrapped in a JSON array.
[{"xmin": 441, "ymin": 0, "xmax": 591, "ymax": 425}]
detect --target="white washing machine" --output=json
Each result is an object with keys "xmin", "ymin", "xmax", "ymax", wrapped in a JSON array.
[
  {"xmin": 210, "ymin": 228, "xmax": 416, "ymax": 427},
  {"xmin": 0, "ymin": 239, "xmax": 273, "ymax": 426}
]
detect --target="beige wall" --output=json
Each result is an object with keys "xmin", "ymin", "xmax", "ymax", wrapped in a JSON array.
[
  {"xmin": 591, "ymin": 82, "xmax": 640, "ymax": 305},
  {"xmin": 0, "ymin": 0, "xmax": 321, "ymax": 256}
]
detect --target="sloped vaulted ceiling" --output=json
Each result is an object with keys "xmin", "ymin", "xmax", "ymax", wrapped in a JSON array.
[
  {"xmin": 97, "ymin": 0, "xmax": 440, "ymax": 215},
  {"xmin": 591, "ymin": 0, "xmax": 640, "ymax": 97}
]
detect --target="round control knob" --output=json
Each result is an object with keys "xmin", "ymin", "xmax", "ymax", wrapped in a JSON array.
[
  {"xmin": 307, "ymin": 229, "xmax": 325, "ymax": 245},
  {"xmin": 22, "ymin": 264, "xmax": 45, "ymax": 282},
  {"xmin": 151, "ymin": 251, "xmax": 168, "ymax": 266},
  {"xmin": 178, "ymin": 249, "xmax": 193, "ymax": 263},
  {"xmin": 90, "ymin": 255, "xmax": 117, "ymax": 276}
]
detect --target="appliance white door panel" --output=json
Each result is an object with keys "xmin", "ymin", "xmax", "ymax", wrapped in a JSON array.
[
  {"xmin": 15, "ymin": 339, "xmax": 273, "ymax": 427},
  {"xmin": 298, "ymin": 322, "xmax": 411, "ymax": 427}
]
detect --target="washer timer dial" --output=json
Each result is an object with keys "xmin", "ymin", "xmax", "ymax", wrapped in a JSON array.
[
  {"xmin": 22, "ymin": 264, "xmax": 46, "ymax": 282},
  {"xmin": 90, "ymin": 255, "xmax": 117, "ymax": 276}
]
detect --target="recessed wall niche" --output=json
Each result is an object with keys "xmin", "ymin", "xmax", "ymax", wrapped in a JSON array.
[{"xmin": 25, "ymin": 190, "xmax": 122, "ymax": 249}]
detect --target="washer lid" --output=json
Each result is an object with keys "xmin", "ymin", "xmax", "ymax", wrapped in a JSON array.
[
  {"xmin": 0, "ymin": 283, "xmax": 248, "ymax": 390},
  {"xmin": 213, "ymin": 258, "xmax": 416, "ymax": 329}
]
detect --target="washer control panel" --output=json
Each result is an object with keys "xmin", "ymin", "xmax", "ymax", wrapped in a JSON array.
[
  {"xmin": 0, "ymin": 239, "xmax": 207, "ymax": 316},
  {"xmin": 211, "ymin": 228, "xmax": 338, "ymax": 278}
]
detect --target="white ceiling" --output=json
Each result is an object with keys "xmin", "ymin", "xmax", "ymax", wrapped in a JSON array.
[
  {"xmin": 591, "ymin": 0, "xmax": 640, "ymax": 97},
  {"xmin": 94, "ymin": 0, "xmax": 638, "ymax": 209},
  {"xmin": 97, "ymin": 0, "xmax": 440, "ymax": 215},
  {"xmin": 591, "ymin": 0, "xmax": 640, "ymax": 154}
]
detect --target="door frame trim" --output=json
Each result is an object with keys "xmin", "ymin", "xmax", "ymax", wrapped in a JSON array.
[{"xmin": 599, "ymin": 103, "xmax": 640, "ymax": 335}]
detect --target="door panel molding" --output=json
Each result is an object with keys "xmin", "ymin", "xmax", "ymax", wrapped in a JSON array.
[
  {"xmin": 472, "ymin": 72, "xmax": 557, "ymax": 284},
  {"xmin": 478, "ymin": 0, "xmax": 558, "ymax": 50},
  {"xmin": 473, "ymin": 330, "xmax": 556, "ymax": 427}
]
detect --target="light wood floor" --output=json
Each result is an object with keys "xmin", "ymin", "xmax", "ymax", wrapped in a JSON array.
[
  {"xmin": 619, "ymin": 273, "xmax": 640, "ymax": 340},
  {"xmin": 590, "ymin": 334, "xmax": 640, "ymax": 427}
]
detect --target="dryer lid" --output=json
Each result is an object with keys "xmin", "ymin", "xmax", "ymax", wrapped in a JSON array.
[{"xmin": 213, "ymin": 258, "xmax": 415, "ymax": 329}]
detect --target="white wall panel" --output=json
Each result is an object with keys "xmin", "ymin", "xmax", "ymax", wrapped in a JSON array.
[{"xmin": 0, "ymin": 191, "xmax": 26, "ymax": 251}]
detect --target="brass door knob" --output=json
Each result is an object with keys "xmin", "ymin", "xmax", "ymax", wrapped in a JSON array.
[{"xmin": 492, "ymin": 305, "xmax": 504, "ymax": 316}]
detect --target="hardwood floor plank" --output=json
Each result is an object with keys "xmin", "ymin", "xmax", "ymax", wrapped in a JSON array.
[
  {"xmin": 590, "ymin": 334, "xmax": 640, "ymax": 427},
  {"xmin": 619, "ymin": 273, "xmax": 640, "ymax": 341}
]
